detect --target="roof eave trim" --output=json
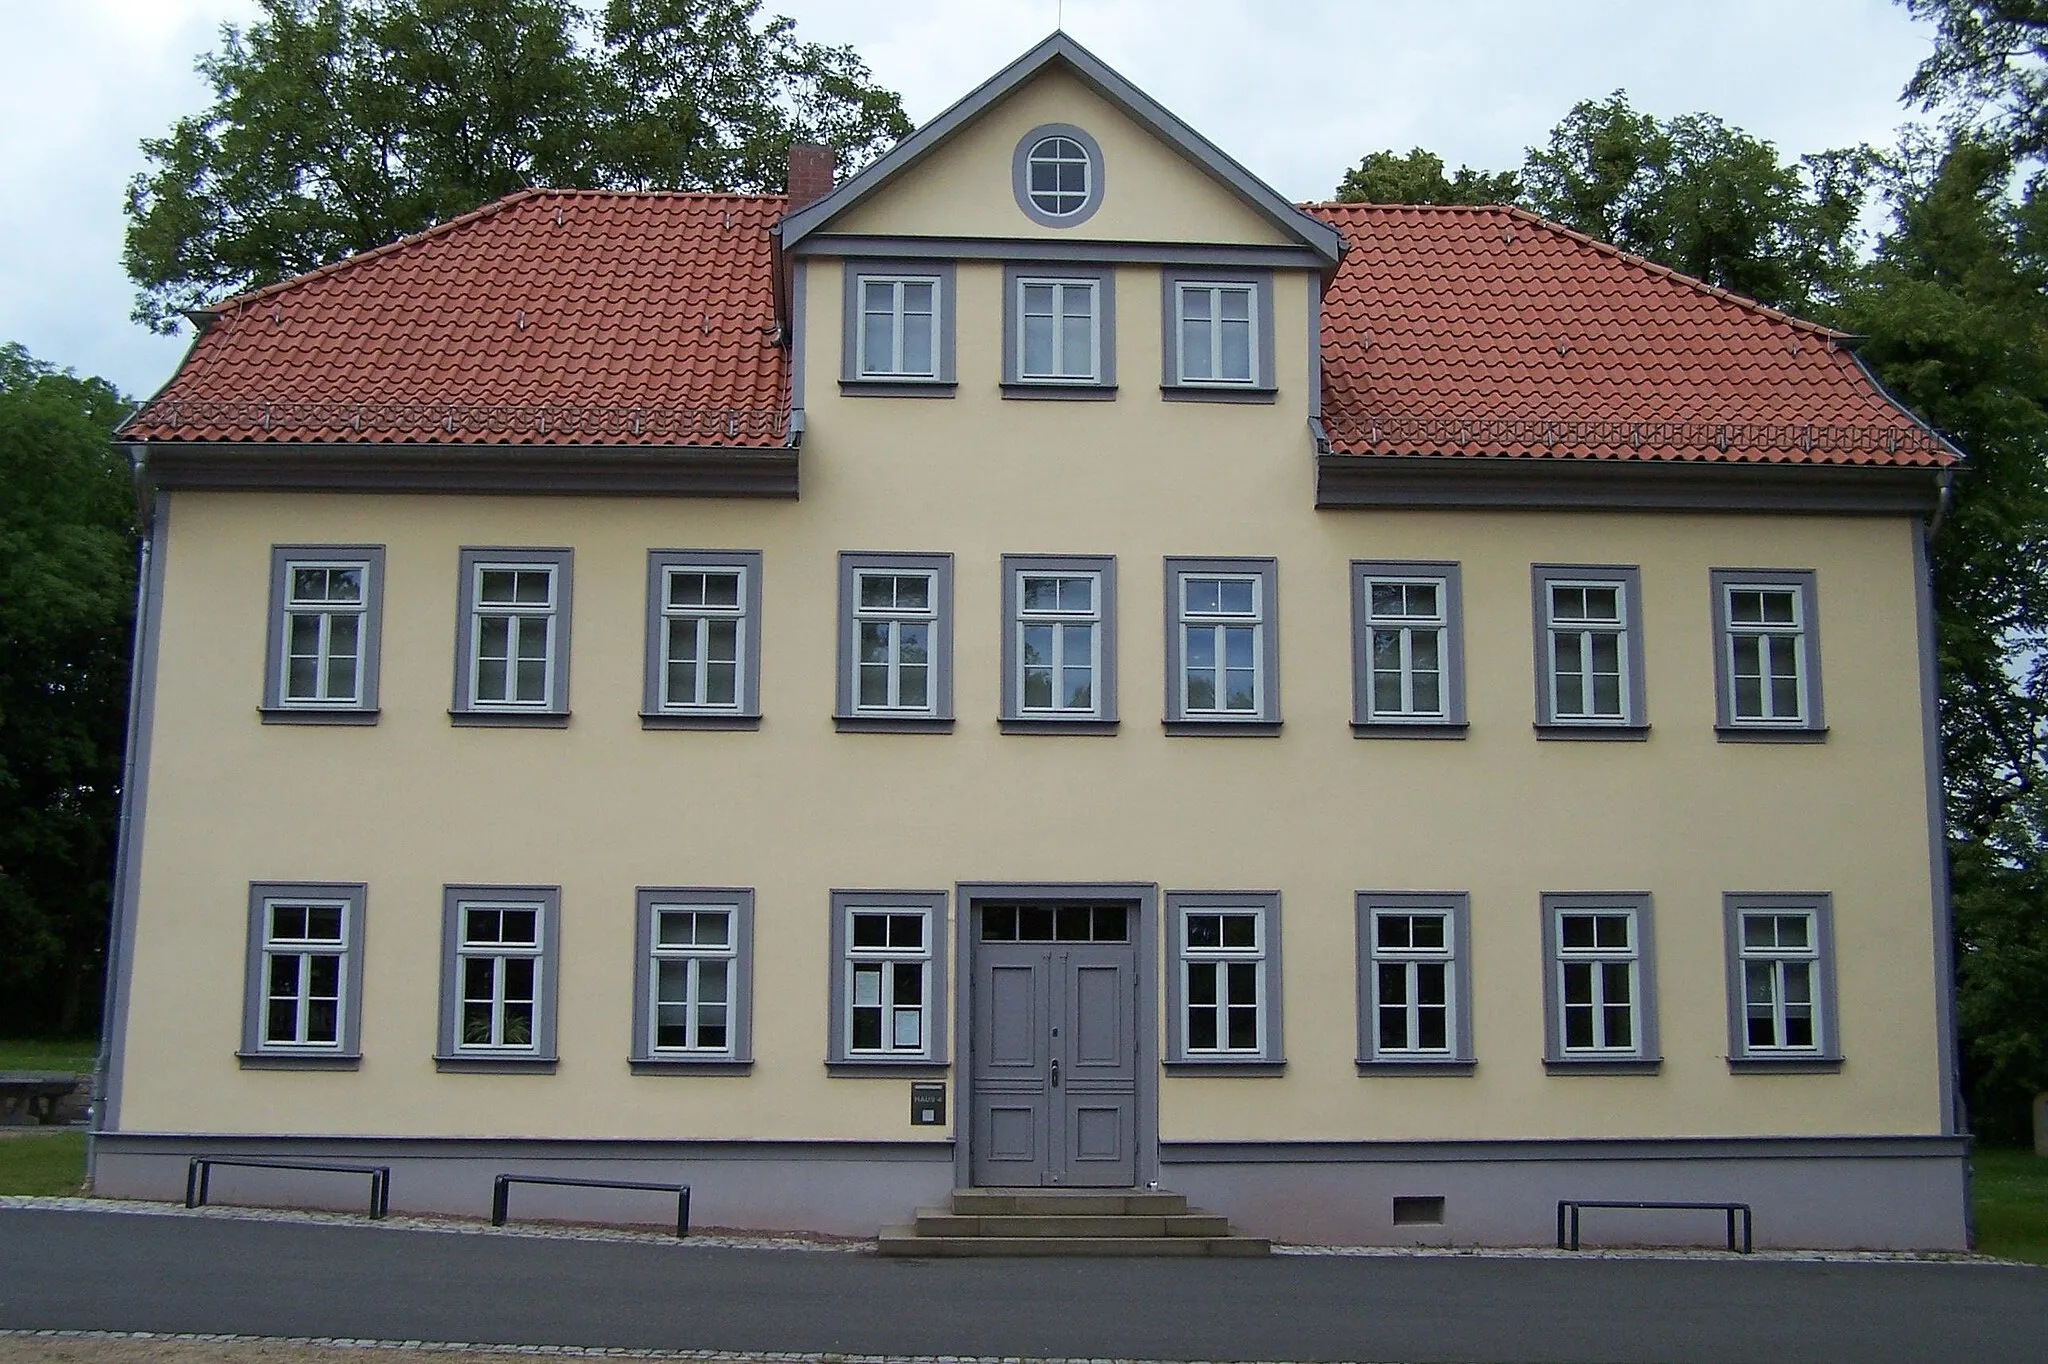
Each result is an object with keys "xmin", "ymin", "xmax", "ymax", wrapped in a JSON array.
[
  {"xmin": 134, "ymin": 440, "xmax": 798, "ymax": 500},
  {"xmin": 776, "ymin": 33, "xmax": 1342, "ymax": 265},
  {"xmin": 1316, "ymin": 454, "xmax": 1945, "ymax": 515},
  {"xmin": 1848, "ymin": 351, "xmax": 1970, "ymax": 465}
]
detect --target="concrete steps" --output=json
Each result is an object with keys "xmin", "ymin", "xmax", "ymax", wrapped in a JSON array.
[{"xmin": 878, "ymin": 1188, "xmax": 1269, "ymax": 1257}]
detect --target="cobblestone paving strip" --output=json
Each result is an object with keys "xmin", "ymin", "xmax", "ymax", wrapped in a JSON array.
[{"xmin": 0, "ymin": 1333, "xmax": 1359, "ymax": 1364}]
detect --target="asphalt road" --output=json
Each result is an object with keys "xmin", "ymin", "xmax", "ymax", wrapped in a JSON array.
[{"xmin": 2, "ymin": 1208, "xmax": 2046, "ymax": 1364}]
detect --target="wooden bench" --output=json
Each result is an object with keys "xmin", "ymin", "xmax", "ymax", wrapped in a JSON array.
[
  {"xmin": 491, "ymin": 1173, "xmax": 692, "ymax": 1237},
  {"xmin": 1557, "ymin": 1199, "xmax": 1753, "ymax": 1253},
  {"xmin": 184, "ymin": 1156, "xmax": 391, "ymax": 1218},
  {"xmin": 0, "ymin": 1073, "xmax": 82, "ymax": 1126}
]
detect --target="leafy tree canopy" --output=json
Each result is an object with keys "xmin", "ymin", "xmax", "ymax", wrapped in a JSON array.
[
  {"xmin": 1904, "ymin": 0, "xmax": 2048, "ymax": 160},
  {"xmin": 124, "ymin": 0, "xmax": 913, "ymax": 332},
  {"xmin": 0, "ymin": 344, "xmax": 137, "ymax": 1036},
  {"xmin": 1334, "ymin": 148, "xmax": 1518, "ymax": 206}
]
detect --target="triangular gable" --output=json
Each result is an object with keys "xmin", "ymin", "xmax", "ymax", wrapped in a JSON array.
[{"xmin": 777, "ymin": 32, "xmax": 1343, "ymax": 265}]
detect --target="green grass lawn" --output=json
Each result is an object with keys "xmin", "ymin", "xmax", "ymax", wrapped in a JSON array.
[
  {"xmin": 0, "ymin": 1131, "xmax": 86, "ymax": 1196},
  {"xmin": 0, "ymin": 1037, "xmax": 97, "ymax": 1072},
  {"xmin": 1972, "ymin": 1148, "xmax": 2048, "ymax": 1265}
]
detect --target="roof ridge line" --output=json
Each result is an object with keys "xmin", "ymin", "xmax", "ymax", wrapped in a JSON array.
[
  {"xmin": 1497, "ymin": 205, "xmax": 1847, "ymax": 341},
  {"xmin": 1297, "ymin": 201, "xmax": 1511, "ymax": 213},
  {"xmin": 205, "ymin": 188, "xmax": 550, "ymax": 316}
]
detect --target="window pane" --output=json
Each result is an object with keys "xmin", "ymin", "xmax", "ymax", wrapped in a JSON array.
[
  {"xmin": 1181, "ymin": 317, "xmax": 1211, "ymax": 378},
  {"xmin": 895, "ymin": 576, "xmax": 931, "ymax": 611},
  {"xmin": 862, "ymin": 312, "xmax": 893, "ymax": 372},
  {"xmin": 851, "ymin": 914, "xmax": 886, "ymax": 948},
  {"xmin": 699, "ymin": 959, "xmax": 729, "ymax": 1005},
  {"xmin": 889, "ymin": 914, "xmax": 924, "ymax": 949},
  {"xmin": 1370, "ymin": 583, "xmax": 1403, "ymax": 616},
  {"xmin": 1188, "ymin": 961, "xmax": 1217, "ymax": 1005},
  {"xmin": 1227, "ymin": 1005, "xmax": 1259, "ymax": 1050},
  {"xmin": 852, "ymin": 963, "xmax": 882, "ymax": 1006},
  {"xmin": 1061, "ymin": 312, "xmax": 1092, "ymax": 376},
  {"xmin": 1376, "ymin": 915, "xmax": 1411, "ymax": 950},
  {"xmin": 1411, "ymin": 915, "xmax": 1445, "ymax": 950},
  {"xmin": 267, "ymin": 954, "xmax": 300, "ymax": 997},
  {"xmin": 1222, "ymin": 914, "xmax": 1257, "ymax": 949},
  {"xmin": 501, "ymin": 909, "xmax": 538, "ymax": 945},
  {"xmin": 1561, "ymin": 916, "xmax": 1596, "ymax": 951},
  {"xmin": 892, "ymin": 1008, "xmax": 922, "ymax": 1049},
  {"xmin": 479, "ymin": 570, "xmax": 518, "ymax": 603},
  {"xmin": 1023, "ymin": 313, "xmax": 1054, "ymax": 375},
  {"xmin": 1594, "ymin": 915, "xmax": 1630, "ymax": 950},
  {"xmin": 1219, "ymin": 318, "xmax": 1251, "ymax": 380},
  {"xmin": 901, "ymin": 312, "xmax": 933, "ymax": 375},
  {"xmin": 1219, "ymin": 580, "xmax": 1255, "ymax": 615},
  {"xmin": 1186, "ymin": 914, "xmax": 1220, "ymax": 949},
  {"xmin": 657, "ymin": 959, "xmax": 690, "ymax": 1004}
]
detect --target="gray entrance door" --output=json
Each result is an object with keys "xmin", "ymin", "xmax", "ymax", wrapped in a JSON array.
[{"xmin": 969, "ymin": 902, "xmax": 1140, "ymax": 1187}]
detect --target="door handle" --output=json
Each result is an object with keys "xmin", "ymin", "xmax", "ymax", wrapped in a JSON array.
[{"xmin": 1051, "ymin": 1058, "xmax": 1060, "ymax": 1088}]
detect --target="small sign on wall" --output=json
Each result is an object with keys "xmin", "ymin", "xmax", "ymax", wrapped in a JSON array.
[{"xmin": 910, "ymin": 1082, "xmax": 947, "ymax": 1127}]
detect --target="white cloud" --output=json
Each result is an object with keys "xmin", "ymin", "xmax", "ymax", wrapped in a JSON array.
[{"xmin": 0, "ymin": 0, "xmax": 1935, "ymax": 398}]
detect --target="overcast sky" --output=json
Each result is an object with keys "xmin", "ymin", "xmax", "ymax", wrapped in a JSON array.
[{"xmin": 0, "ymin": 0, "xmax": 1938, "ymax": 401}]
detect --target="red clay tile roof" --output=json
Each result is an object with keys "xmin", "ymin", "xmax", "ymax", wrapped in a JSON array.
[
  {"xmin": 123, "ymin": 189, "xmax": 790, "ymax": 447},
  {"xmin": 1306, "ymin": 202, "xmax": 1953, "ymax": 467}
]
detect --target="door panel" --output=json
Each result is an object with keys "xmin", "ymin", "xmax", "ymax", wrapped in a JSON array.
[
  {"xmin": 1056, "ymin": 952, "xmax": 1137, "ymax": 1185},
  {"xmin": 970, "ymin": 946, "xmax": 1051, "ymax": 1187}
]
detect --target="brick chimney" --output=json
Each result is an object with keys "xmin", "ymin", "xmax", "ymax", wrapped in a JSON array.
[{"xmin": 786, "ymin": 144, "xmax": 836, "ymax": 212}]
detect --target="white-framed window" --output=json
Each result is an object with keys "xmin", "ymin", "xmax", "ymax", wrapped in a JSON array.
[
  {"xmin": 1025, "ymin": 134, "xmax": 1092, "ymax": 218},
  {"xmin": 1174, "ymin": 281, "xmax": 1258, "ymax": 385},
  {"xmin": 642, "ymin": 551, "xmax": 762, "ymax": 726},
  {"xmin": 827, "ymin": 891, "xmax": 948, "ymax": 1069},
  {"xmin": 1019, "ymin": 572, "xmax": 1100, "ymax": 714},
  {"xmin": 1542, "ymin": 893, "xmax": 1658, "ymax": 1067},
  {"xmin": 847, "ymin": 909, "xmax": 929, "ymax": 1055},
  {"xmin": 453, "ymin": 548, "xmax": 572, "ymax": 723},
  {"xmin": 1181, "ymin": 574, "xmax": 1262, "ymax": 715},
  {"xmin": 437, "ymin": 885, "xmax": 560, "ymax": 1066},
  {"xmin": 1018, "ymin": 277, "xmax": 1099, "ymax": 382},
  {"xmin": 651, "ymin": 906, "xmax": 734, "ymax": 1053},
  {"xmin": 1164, "ymin": 892, "xmax": 1283, "ymax": 1066},
  {"xmin": 240, "ymin": 882, "xmax": 366, "ymax": 1067},
  {"xmin": 857, "ymin": 275, "xmax": 940, "ymax": 378},
  {"xmin": 262, "ymin": 547, "xmax": 384, "ymax": 720},
  {"xmin": 1355, "ymin": 892, "xmax": 1473, "ymax": 1070},
  {"xmin": 1710, "ymin": 570, "xmax": 1824, "ymax": 737},
  {"xmin": 1367, "ymin": 579, "xmax": 1445, "ymax": 719},
  {"xmin": 1723, "ymin": 893, "xmax": 1838, "ymax": 1067},
  {"xmin": 836, "ymin": 553, "xmax": 953, "ymax": 728},
  {"xmin": 1532, "ymin": 565, "xmax": 1644, "ymax": 732}
]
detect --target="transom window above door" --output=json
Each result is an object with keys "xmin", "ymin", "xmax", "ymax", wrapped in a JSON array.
[{"xmin": 980, "ymin": 903, "xmax": 1129, "ymax": 943}]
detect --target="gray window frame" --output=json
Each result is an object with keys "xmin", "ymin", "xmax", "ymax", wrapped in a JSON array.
[
  {"xmin": 1531, "ymin": 564, "xmax": 1648, "ymax": 740},
  {"xmin": 835, "ymin": 551, "xmax": 954, "ymax": 732},
  {"xmin": 1710, "ymin": 569, "xmax": 1826, "ymax": 741},
  {"xmin": 1162, "ymin": 556, "xmax": 1280, "ymax": 734},
  {"xmin": 1723, "ymin": 892, "xmax": 1843, "ymax": 1072},
  {"xmin": 641, "ymin": 550, "xmax": 763, "ymax": 730},
  {"xmin": 826, "ymin": 889, "xmax": 949, "ymax": 1075},
  {"xmin": 1000, "ymin": 554, "xmax": 1118, "ymax": 732},
  {"xmin": 1541, "ymin": 892, "xmax": 1660, "ymax": 1073},
  {"xmin": 451, "ymin": 547, "xmax": 573, "ymax": 727},
  {"xmin": 1011, "ymin": 122, "xmax": 1106, "ymax": 228},
  {"xmin": 239, "ymin": 881, "xmax": 367, "ymax": 1069},
  {"xmin": 1163, "ymin": 890, "xmax": 1284, "ymax": 1072},
  {"xmin": 840, "ymin": 260, "xmax": 957, "ymax": 396},
  {"xmin": 1355, "ymin": 891, "xmax": 1475, "ymax": 1074},
  {"xmin": 630, "ymin": 886, "xmax": 754, "ymax": 1073},
  {"xmin": 1350, "ymin": 561, "xmax": 1467, "ymax": 738},
  {"xmin": 1160, "ymin": 268, "xmax": 1276, "ymax": 402},
  {"xmin": 1001, "ymin": 263, "xmax": 1117, "ymax": 398},
  {"xmin": 261, "ymin": 546, "xmax": 385, "ymax": 724},
  {"xmin": 436, "ymin": 884, "xmax": 561, "ymax": 1071}
]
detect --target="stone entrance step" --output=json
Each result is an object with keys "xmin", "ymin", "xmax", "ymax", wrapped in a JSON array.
[{"xmin": 878, "ymin": 1187, "xmax": 1270, "ymax": 1257}]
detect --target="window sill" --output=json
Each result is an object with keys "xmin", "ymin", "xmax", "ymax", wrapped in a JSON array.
[
  {"xmin": 433, "ymin": 1054, "xmax": 559, "ymax": 1074},
  {"xmin": 235, "ymin": 1051, "xmax": 360, "ymax": 1071},
  {"xmin": 1002, "ymin": 382, "xmax": 1118, "ymax": 401},
  {"xmin": 1715, "ymin": 725, "xmax": 1829, "ymax": 744},
  {"xmin": 1543, "ymin": 1057, "xmax": 1662, "ymax": 1075},
  {"xmin": 839, "ymin": 379, "xmax": 957, "ymax": 398},
  {"xmin": 1000, "ymin": 717, "xmax": 1120, "ymax": 735},
  {"xmin": 1353, "ymin": 720, "xmax": 1469, "ymax": 740},
  {"xmin": 1533, "ymin": 723, "xmax": 1650, "ymax": 742},
  {"xmin": 1163, "ymin": 719, "xmax": 1282, "ymax": 737},
  {"xmin": 1162, "ymin": 1059, "xmax": 1286, "ymax": 1076},
  {"xmin": 450, "ymin": 710, "xmax": 570, "ymax": 729},
  {"xmin": 630, "ymin": 1057, "xmax": 755, "ymax": 1076},
  {"xmin": 834, "ymin": 715, "xmax": 955, "ymax": 734},
  {"xmin": 1355, "ymin": 1059, "xmax": 1476, "ymax": 1076},
  {"xmin": 259, "ymin": 707, "xmax": 380, "ymax": 727},
  {"xmin": 1727, "ymin": 1055, "xmax": 1843, "ymax": 1074},
  {"xmin": 1160, "ymin": 384, "xmax": 1277, "ymax": 405},
  {"xmin": 826, "ymin": 1060, "xmax": 950, "ymax": 1078},
  {"xmin": 640, "ymin": 711, "xmax": 762, "ymax": 731}
]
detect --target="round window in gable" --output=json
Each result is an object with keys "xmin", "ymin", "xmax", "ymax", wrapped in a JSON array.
[{"xmin": 1012, "ymin": 124, "xmax": 1105, "ymax": 227}]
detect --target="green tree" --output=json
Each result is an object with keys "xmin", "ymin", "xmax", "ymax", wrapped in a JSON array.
[
  {"xmin": 0, "ymin": 345, "xmax": 138, "ymax": 1037},
  {"xmin": 1904, "ymin": 1, "xmax": 2048, "ymax": 160},
  {"xmin": 124, "ymin": 0, "xmax": 912, "ymax": 332},
  {"xmin": 1334, "ymin": 148, "xmax": 1518, "ymax": 206}
]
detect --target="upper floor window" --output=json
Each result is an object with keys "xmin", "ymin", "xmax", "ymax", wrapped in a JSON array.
[
  {"xmin": 262, "ymin": 546, "xmax": 384, "ymax": 724},
  {"xmin": 452, "ymin": 548, "xmax": 572, "ymax": 726},
  {"xmin": 835, "ymin": 552, "xmax": 954, "ymax": 731},
  {"xmin": 642, "ymin": 550, "xmax": 763, "ymax": 729},
  {"xmin": 1709, "ymin": 569, "xmax": 1825, "ymax": 740},
  {"xmin": 1350, "ymin": 561, "xmax": 1467, "ymax": 736},
  {"xmin": 1001, "ymin": 554, "xmax": 1117, "ymax": 729},
  {"xmin": 1531, "ymin": 564, "xmax": 1645, "ymax": 738},
  {"xmin": 1011, "ymin": 124, "xmax": 1105, "ymax": 227},
  {"xmin": 1002, "ymin": 264, "xmax": 1116, "ymax": 398},
  {"xmin": 841, "ymin": 262, "xmax": 956, "ymax": 394},
  {"xmin": 1164, "ymin": 557, "xmax": 1280, "ymax": 733},
  {"xmin": 1160, "ymin": 270, "xmax": 1275, "ymax": 401}
]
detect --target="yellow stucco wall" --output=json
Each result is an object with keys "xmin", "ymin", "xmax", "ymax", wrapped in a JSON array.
[{"xmin": 827, "ymin": 66, "xmax": 1297, "ymax": 247}]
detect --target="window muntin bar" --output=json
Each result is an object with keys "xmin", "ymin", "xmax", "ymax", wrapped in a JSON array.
[
  {"xmin": 470, "ymin": 565, "xmax": 557, "ymax": 709},
  {"xmin": 660, "ymin": 567, "xmax": 745, "ymax": 711},
  {"xmin": 1546, "ymin": 582, "xmax": 1628, "ymax": 721},
  {"xmin": 854, "ymin": 571, "xmax": 938, "ymax": 713},
  {"xmin": 649, "ymin": 905, "xmax": 736, "ymax": 1054},
  {"xmin": 857, "ymin": 276, "xmax": 940, "ymax": 378},
  {"xmin": 1179, "ymin": 574, "xmax": 1262, "ymax": 714},
  {"xmin": 1556, "ymin": 910, "xmax": 1639, "ymax": 1053},
  {"xmin": 1026, "ymin": 135, "xmax": 1092, "ymax": 217},
  {"xmin": 1738, "ymin": 910, "xmax": 1820, "ymax": 1051},
  {"xmin": 280, "ymin": 562, "xmax": 366, "ymax": 705},
  {"xmin": 1017, "ymin": 278, "xmax": 1100, "ymax": 381},
  {"xmin": 1179, "ymin": 908, "xmax": 1265, "ymax": 1054},
  {"xmin": 1016, "ymin": 572, "xmax": 1101, "ymax": 714},
  {"xmin": 456, "ymin": 901, "xmax": 543, "ymax": 1051},
  {"xmin": 1725, "ymin": 585, "xmax": 1806, "ymax": 723},
  {"xmin": 846, "ymin": 909, "xmax": 930, "ymax": 1055},
  {"xmin": 1364, "ymin": 577, "xmax": 1447, "ymax": 720},
  {"xmin": 1370, "ymin": 911, "xmax": 1454, "ymax": 1055},
  {"xmin": 1175, "ymin": 282, "xmax": 1257, "ymax": 385},
  {"xmin": 261, "ymin": 899, "xmax": 348, "ymax": 1048}
]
